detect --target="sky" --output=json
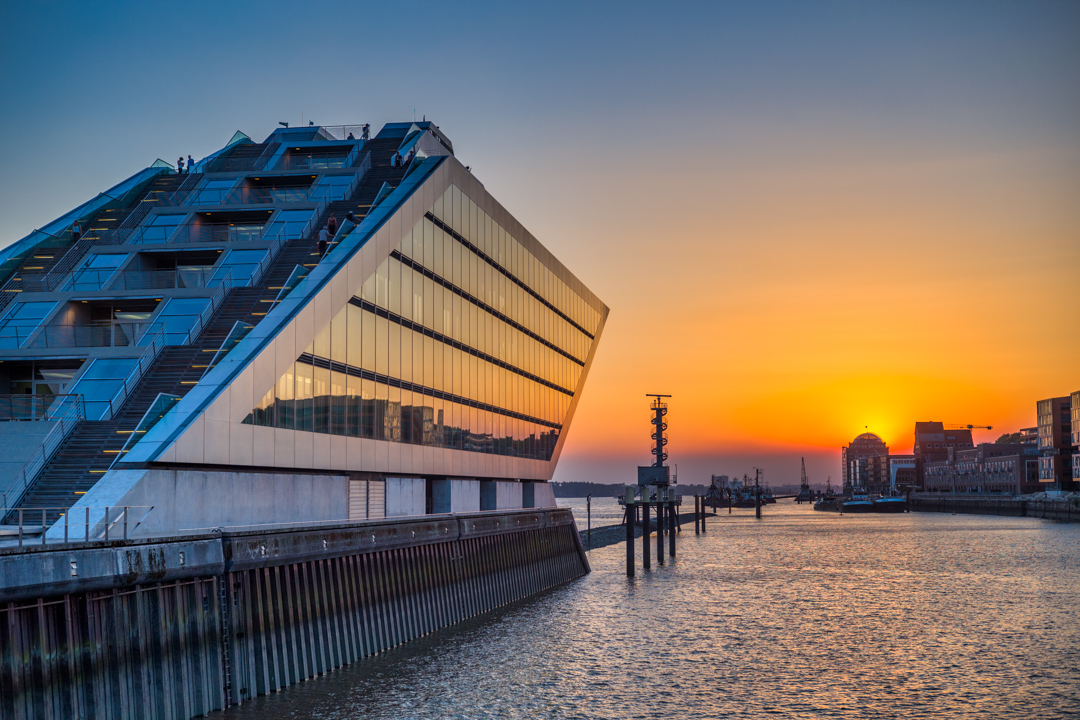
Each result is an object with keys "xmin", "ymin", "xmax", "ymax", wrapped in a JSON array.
[{"xmin": 1, "ymin": 1, "xmax": 1077, "ymax": 487}]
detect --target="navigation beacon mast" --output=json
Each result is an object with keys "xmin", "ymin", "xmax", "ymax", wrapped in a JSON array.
[{"xmin": 639, "ymin": 394, "xmax": 672, "ymax": 487}]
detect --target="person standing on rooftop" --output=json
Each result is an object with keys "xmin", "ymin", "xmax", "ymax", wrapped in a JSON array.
[
  {"xmin": 187, "ymin": 155, "xmax": 195, "ymax": 173},
  {"xmin": 177, "ymin": 156, "xmax": 185, "ymax": 174},
  {"xmin": 361, "ymin": 124, "xmax": 370, "ymax": 140}
]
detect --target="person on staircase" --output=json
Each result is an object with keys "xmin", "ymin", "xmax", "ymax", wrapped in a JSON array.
[
  {"xmin": 71, "ymin": 221, "xmax": 82, "ymax": 243},
  {"xmin": 327, "ymin": 213, "xmax": 338, "ymax": 238},
  {"xmin": 317, "ymin": 225, "xmax": 329, "ymax": 259}
]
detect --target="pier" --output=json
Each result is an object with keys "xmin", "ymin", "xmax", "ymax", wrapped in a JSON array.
[{"xmin": 0, "ymin": 508, "xmax": 588, "ymax": 719}]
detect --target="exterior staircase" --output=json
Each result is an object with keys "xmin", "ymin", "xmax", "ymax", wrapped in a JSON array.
[{"xmin": 6, "ymin": 136, "xmax": 415, "ymax": 524}]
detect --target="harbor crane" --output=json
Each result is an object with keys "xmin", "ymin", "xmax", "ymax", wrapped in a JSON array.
[{"xmin": 943, "ymin": 423, "xmax": 993, "ymax": 431}]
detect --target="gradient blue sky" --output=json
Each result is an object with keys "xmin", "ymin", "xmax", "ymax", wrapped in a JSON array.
[{"xmin": 2, "ymin": 1, "xmax": 1078, "ymax": 487}]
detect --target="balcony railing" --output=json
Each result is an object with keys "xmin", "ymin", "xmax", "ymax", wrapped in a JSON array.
[
  {"xmin": 128, "ymin": 224, "xmax": 266, "ymax": 246},
  {"xmin": 66, "ymin": 267, "xmax": 218, "ymax": 292},
  {"xmin": 189, "ymin": 185, "xmax": 314, "ymax": 206},
  {"xmin": 274, "ymin": 154, "xmax": 352, "ymax": 172},
  {"xmin": 0, "ymin": 393, "xmax": 84, "ymax": 422},
  {"xmin": 30, "ymin": 322, "xmax": 152, "ymax": 348}
]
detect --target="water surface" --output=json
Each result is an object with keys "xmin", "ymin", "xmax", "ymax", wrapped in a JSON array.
[{"xmin": 220, "ymin": 500, "xmax": 1080, "ymax": 719}]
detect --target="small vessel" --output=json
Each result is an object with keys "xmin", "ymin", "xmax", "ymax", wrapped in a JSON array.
[
  {"xmin": 840, "ymin": 491, "xmax": 875, "ymax": 513},
  {"xmin": 873, "ymin": 494, "xmax": 907, "ymax": 513},
  {"xmin": 813, "ymin": 495, "xmax": 841, "ymax": 512}
]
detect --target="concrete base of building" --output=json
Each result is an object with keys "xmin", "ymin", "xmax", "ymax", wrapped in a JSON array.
[{"xmin": 46, "ymin": 468, "xmax": 559, "ymax": 540}]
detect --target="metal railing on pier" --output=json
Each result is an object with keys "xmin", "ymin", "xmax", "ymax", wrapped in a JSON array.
[{"xmin": 1, "ymin": 505, "xmax": 155, "ymax": 546}]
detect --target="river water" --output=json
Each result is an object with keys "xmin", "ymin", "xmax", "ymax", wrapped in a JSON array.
[{"xmin": 219, "ymin": 499, "xmax": 1080, "ymax": 719}]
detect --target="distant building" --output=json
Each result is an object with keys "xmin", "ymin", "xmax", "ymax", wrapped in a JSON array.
[
  {"xmin": 1037, "ymin": 396, "xmax": 1075, "ymax": 490},
  {"xmin": 889, "ymin": 455, "xmax": 916, "ymax": 493},
  {"xmin": 924, "ymin": 443, "xmax": 1041, "ymax": 495},
  {"xmin": 913, "ymin": 421, "xmax": 974, "ymax": 488},
  {"xmin": 842, "ymin": 432, "xmax": 889, "ymax": 494},
  {"xmin": 1020, "ymin": 427, "xmax": 1039, "ymax": 446},
  {"xmin": 1073, "ymin": 391, "xmax": 1080, "ymax": 487}
]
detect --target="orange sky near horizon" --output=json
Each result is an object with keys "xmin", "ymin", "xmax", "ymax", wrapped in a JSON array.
[{"xmin": 509, "ymin": 127, "xmax": 1080, "ymax": 482}]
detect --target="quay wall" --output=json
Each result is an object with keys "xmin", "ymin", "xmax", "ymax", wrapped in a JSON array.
[
  {"xmin": 1, "ymin": 508, "xmax": 588, "ymax": 720},
  {"xmin": 909, "ymin": 495, "xmax": 1080, "ymax": 523}
]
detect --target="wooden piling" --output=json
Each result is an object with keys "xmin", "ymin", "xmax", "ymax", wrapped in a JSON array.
[
  {"xmin": 626, "ymin": 501, "xmax": 635, "ymax": 578},
  {"xmin": 668, "ymin": 500, "xmax": 676, "ymax": 558},
  {"xmin": 642, "ymin": 499, "xmax": 651, "ymax": 569},
  {"xmin": 656, "ymin": 499, "xmax": 664, "ymax": 565}
]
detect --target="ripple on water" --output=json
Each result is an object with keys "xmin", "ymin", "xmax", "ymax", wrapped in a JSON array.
[{"xmin": 217, "ymin": 501, "xmax": 1080, "ymax": 720}]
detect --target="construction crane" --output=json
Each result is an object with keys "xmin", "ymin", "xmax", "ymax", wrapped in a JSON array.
[{"xmin": 944, "ymin": 423, "xmax": 993, "ymax": 431}]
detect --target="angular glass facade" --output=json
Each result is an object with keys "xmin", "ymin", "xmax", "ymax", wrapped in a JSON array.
[{"xmin": 245, "ymin": 184, "xmax": 602, "ymax": 461}]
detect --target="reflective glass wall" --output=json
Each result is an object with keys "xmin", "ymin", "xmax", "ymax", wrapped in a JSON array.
[{"xmin": 246, "ymin": 184, "xmax": 604, "ymax": 462}]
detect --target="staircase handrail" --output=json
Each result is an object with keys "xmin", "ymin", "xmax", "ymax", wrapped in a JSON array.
[
  {"xmin": 252, "ymin": 142, "xmax": 282, "ymax": 171},
  {"xmin": 164, "ymin": 172, "xmax": 203, "ymax": 207},
  {"xmin": 101, "ymin": 324, "xmax": 166, "ymax": 421},
  {"xmin": 199, "ymin": 321, "xmax": 255, "ymax": 381},
  {"xmin": 0, "ymin": 395, "xmax": 85, "ymax": 510},
  {"xmin": 273, "ymin": 264, "xmax": 311, "ymax": 304},
  {"xmin": 251, "ymin": 228, "xmax": 289, "ymax": 288},
  {"xmin": 184, "ymin": 270, "xmax": 232, "ymax": 347},
  {"xmin": 109, "ymin": 393, "xmax": 183, "ymax": 470}
]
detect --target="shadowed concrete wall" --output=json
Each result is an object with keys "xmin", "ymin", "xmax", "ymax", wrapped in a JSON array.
[
  {"xmin": 0, "ymin": 420, "xmax": 58, "ymax": 500},
  {"xmin": 46, "ymin": 468, "xmax": 349, "ymax": 538}
]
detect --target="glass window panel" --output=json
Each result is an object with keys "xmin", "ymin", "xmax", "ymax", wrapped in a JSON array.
[
  {"xmin": 345, "ymin": 374, "xmax": 361, "ymax": 438},
  {"xmin": 313, "ymin": 364, "xmax": 330, "ymax": 434},
  {"xmin": 399, "ymin": 326, "xmax": 412, "ymax": 383},
  {"xmin": 275, "ymin": 363, "xmax": 295, "ymax": 430},
  {"xmin": 295, "ymin": 360, "xmax": 314, "ymax": 432}
]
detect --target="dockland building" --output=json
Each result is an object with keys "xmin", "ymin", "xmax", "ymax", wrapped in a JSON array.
[{"xmin": 0, "ymin": 121, "xmax": 608, "ymax": 535}]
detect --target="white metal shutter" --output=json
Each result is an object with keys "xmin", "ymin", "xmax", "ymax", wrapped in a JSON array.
[
  {"xmin": 349, "ymin": 479, "xmax": 368, "ymax": 521},
  {"xmin": 367, "ymin": 480, "xmax": 385, "ymax": 519}
]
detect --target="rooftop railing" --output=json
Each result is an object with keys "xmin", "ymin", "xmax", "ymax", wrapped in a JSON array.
[{"xmin": 316, "ymin": 125, "xmax": 369, "ymax": 141}]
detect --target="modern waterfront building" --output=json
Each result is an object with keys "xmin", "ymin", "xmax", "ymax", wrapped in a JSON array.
[
  {"xmin": 0, "ymin": 121, "xmax": 608, "ymax": 535},
  {"xmin": 1036, "ymin": 395, "xmax": 1075, "ymax": 490},
  {"xmin": 841, "ymin": 432, "xmax": 889, "ymax": 494},
  {"xmin": 923, "ymin": 443, "xmax": 1041, "ymax": 495}
]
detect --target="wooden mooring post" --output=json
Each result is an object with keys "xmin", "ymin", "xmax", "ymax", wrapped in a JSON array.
[
  {"xmin": 668, "ymin": 495, "xmax": 676, "ymax": 558},
  {"xmin": 656, "ymin": 494, "xmax": 665, "ymax": 565},
  {"xmin": 694, "ymin": 494, "xmax": 700, "ymax": 534},
  {"xmin": 625, "ymin": 489, "xmax": 635, "ymax": 577}
]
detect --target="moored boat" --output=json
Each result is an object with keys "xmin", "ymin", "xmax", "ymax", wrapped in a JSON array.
[
  {"xmin": 873, "ymin": 495, "xmax": 907, "ymax": 513},
  {"xmin": 840, "ymin": 492, "xmax": 875, "ymax": 513},
  {"xmin": 813, "ymin": 496, "xmax": 841, "ymax": 512}
]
